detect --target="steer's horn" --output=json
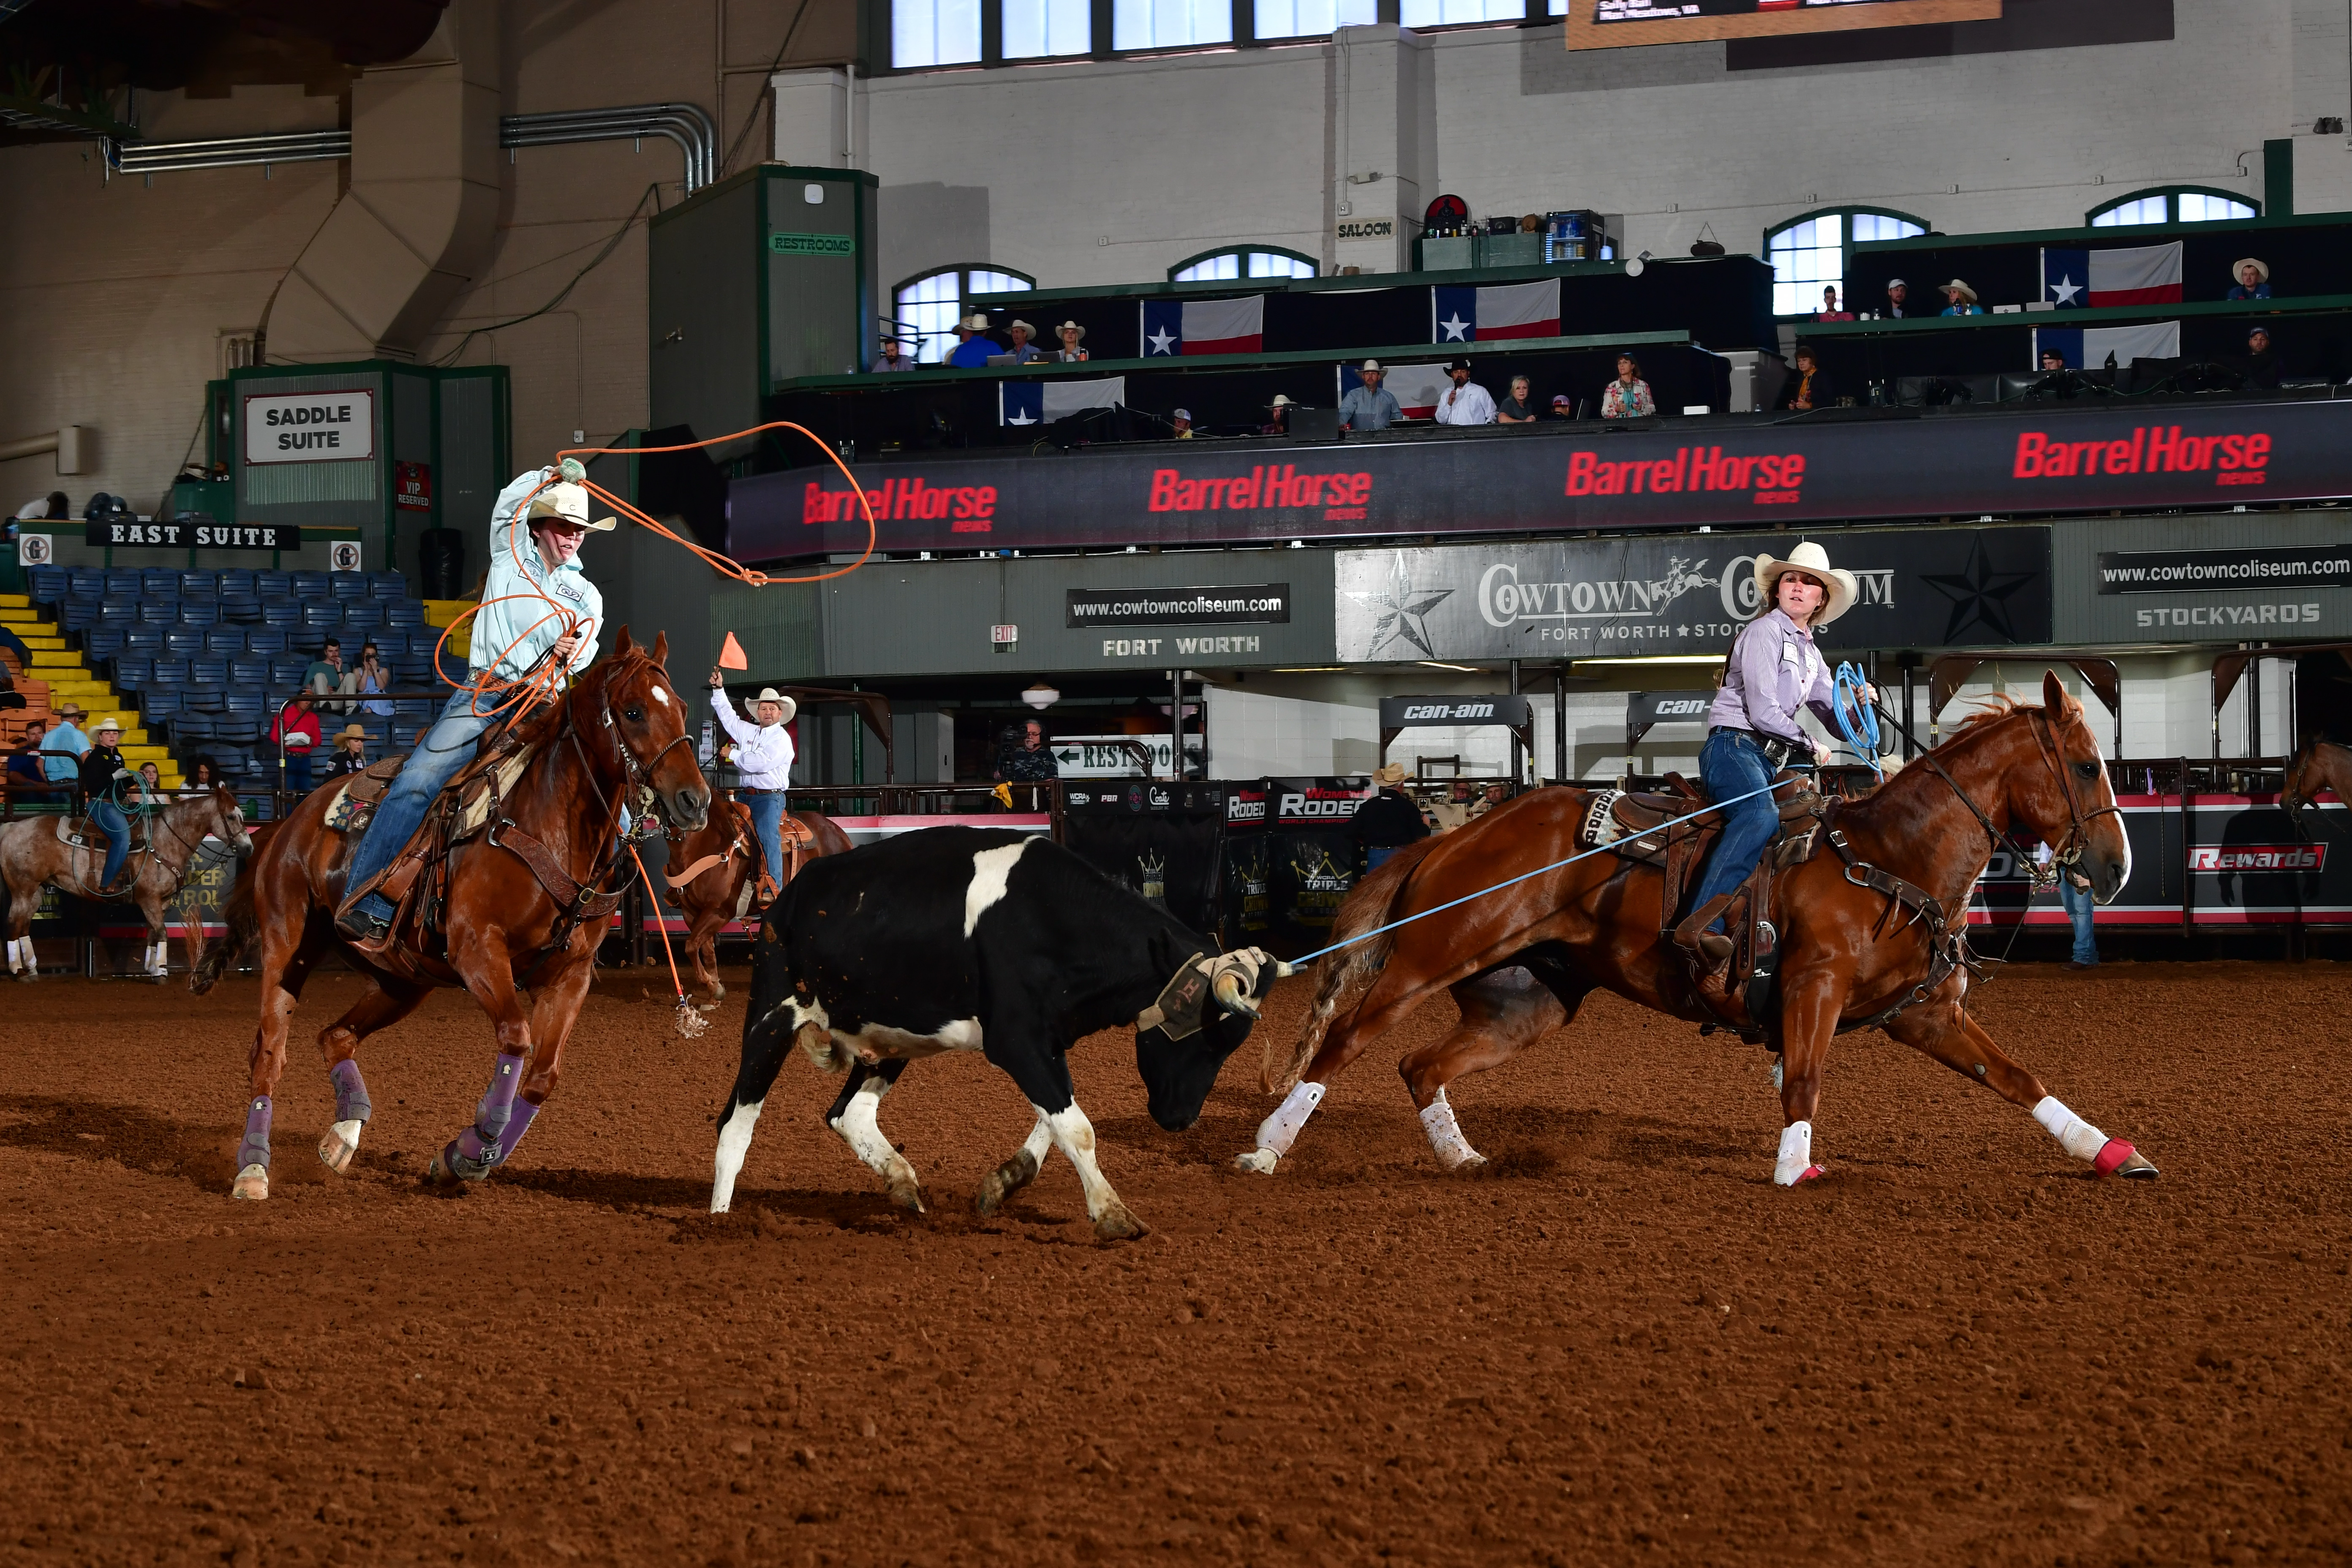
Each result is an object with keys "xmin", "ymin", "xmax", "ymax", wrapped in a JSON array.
[{"xmin": 1212, "ymin": 967, "xmax": 1258, "ymax": 1018}]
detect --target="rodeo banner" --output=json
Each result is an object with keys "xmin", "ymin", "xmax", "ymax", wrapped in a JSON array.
[{"xmin": 1335, "ymin": 524, "xmax": 2051, "ymax": 662}]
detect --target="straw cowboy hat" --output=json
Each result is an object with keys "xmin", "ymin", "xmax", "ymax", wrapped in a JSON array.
[
  {"xmin": 525, "ymin": 481, "xmax": 616, "ymax": 531},
  {"xmin": 1055, "ymin": 320, "xmax": 1086, "ymax": 340},
  {"xmin": 753, "ymin": 686, "xmax": 798, "ymax": 725},
  {"xmin": 958, "ymin": 313, "xmax": 990, "ymax": 332},
  {"xmin": 333, "ymin": 723, "xmax": 368, "ymax": 744},
  {"xmin": 1941, "ymin": 278, "xmax": 1978, "ymax": 303},
  {"xmin": 57, "ymin": 701, "xmax": 85, "ymax": 720},
  {"xmin": 2233, "ymin": 256, "xmax": 2269, "ymax": 282},
  {"xmin": 1374, "ymin": 761, "xmax": 1410, "ymax": 786},
  {"xmin": 1753, "ymin": 539, "xmax": 1859, "ymax": 626}
]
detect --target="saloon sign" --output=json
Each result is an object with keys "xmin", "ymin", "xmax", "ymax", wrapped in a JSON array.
[{"xmin": 1336, "ymin": 526, "xmax": 2052, "ymax": 661}]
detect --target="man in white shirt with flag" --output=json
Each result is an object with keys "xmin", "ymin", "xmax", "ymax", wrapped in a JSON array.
[
  {"xmin": 1435, "ymin": 358, "xmax": 1496, "ymax": 426},
  {"xmin": 705, "ymin": 671, "xmax": 798, "ymax": 904}
]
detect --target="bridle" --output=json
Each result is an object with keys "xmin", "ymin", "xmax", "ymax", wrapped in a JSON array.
[
  {"xmin": 562, "ymin": 652, "xmax": 699, "ymax": 844},
  {"xmin": 1903, "ymin": 702, "xmax": 2122, "ymax": 890}
]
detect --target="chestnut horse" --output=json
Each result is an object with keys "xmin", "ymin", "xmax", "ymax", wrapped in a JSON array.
[
  {"xmin": 659, "ymin": 794, "xmax": 852, "ymax": 1008},
  {"xmin": 1247, "ymin": 673, "xmax": 2158, "ymax": 1188},
  {"xmin": 2281, "ymin": 734, "xmax": 2352, "ymax": 838},
  {"xmin": 0, "ymin": 784, "xmax": 252, "ymax": 982},
  {"xmin": 192, "ymin": 629, "xmax": 710, "ymax": 1200}
]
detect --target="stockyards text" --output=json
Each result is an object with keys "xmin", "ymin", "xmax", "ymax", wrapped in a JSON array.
[{"xmin": 1334, "ymin": 528, "xmax": 2053, "ymax": 663}]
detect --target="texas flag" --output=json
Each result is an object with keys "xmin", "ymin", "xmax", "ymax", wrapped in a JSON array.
[
  {"xmin": 999, "ymin": 376, "xmax": 1127, "ymax": 426},
  {"xmin": 2042, "ymin": 242, "xmax": 2183, "ymax": 309},
  {"xmin": 1141, "ymin": 295, "xmax": 1265, "ymax": 356},
  {"xmin": 1339, "ymin": 361, "xmax": 1451, "ymax": 420},
  {"xmin": 2033, "ymin": 321, "xmax": 2180, "ymax": 369},
  {"xmin": 1432, "ymin": 278, "xmax": 1561, "ymax": 343}
]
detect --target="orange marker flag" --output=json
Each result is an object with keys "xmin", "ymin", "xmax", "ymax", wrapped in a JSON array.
[{"xmin": 717, "ymin": 631, "xmax": 748, "ymax": 670}]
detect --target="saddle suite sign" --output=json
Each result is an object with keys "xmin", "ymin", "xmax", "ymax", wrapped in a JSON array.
[{"xmin": 1335, "ymin": 525, "xmax": 2052, "ymax": 662}]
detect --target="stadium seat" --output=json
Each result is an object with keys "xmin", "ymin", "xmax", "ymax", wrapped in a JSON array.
[
  {"xmin": 341, "ymin": 600, "xmax": 385, "ymax": 631},
  {"xmin": 219, "ymin": 593, "xmax": 263, "ymax": 624},
  {"xmin": 122, "ymin": 626, "xmax": 166, "ymax": 653},
  {"xmin": 369, "ymin": 572, "xmax": 409, "ymax": 599},
  {"xmin": 188, "ymin": 656, "xmax": 228, "ymax": 683},
  {"xmin": 139, "ymin": 569, "xmax": 179, "ymax": 596},
  {"xmin": 255, "ymin": 571, "xmax": 293, "ymax": 599},
  {"xmin": 68, "ymin": 567, "xmax": 106, "ymax": 596},
  {"xmin": 112, "ymin": 655, "xmax": 155, "ymax": 689},
  {"xmin": 329, "ymin": 573, "xmax": 369, "ymax": 601},
  {"xmin": 395, "ymin": 653, "xmax": 437, "ymax": 686},
  {"xmin": 163, "ymin": 629, "xmax": 207, "ymax": 658},
  {"xmin": 136, "ymin": 600, "xmax": 179, "ymax": 625},
  {"xmin": 28, "ymin": 567, "xmax": 68, "ymax": 602},
  {"xmin": 228, "ymin": 655, "xmax": 270, "ymax": 686},
  {"xmin": 182, "ymin": 685, "xmax": 228, "ymax": 713},
  {"xmin": 174, "ymin": 713, "xmax": 218, "ymax": 740},
  {"xmin": 99, "ymin": 601, "xmax": 138, "ymax": 625},
  {"xmin": 180, "ymin": 570, "xmax": 218, "ymax": 596},
  {"xmin": 104, "ymin": 569, "xmax": 142, "ymax": 596},
  {"xmin": 204, "ymin": 629, "xmax": 247, "ymax": 655},
  {"xmin": 217, "ymin": 569, "xmax": 256, "ymax": 595},
  {"xmin": 83, "ymin": 629, "xmax": 126, "ymax": 662},
  {"xmin": 175, "ymin": 599, "xmax": 220, "ymax": 629},
  {"xmin": 142, "ymin": 689, "xmax": 185, "ymax": 721},
  {"xmin": 370, "ymin": 628, "xmax": 409, "ymax": 655},
  {"xmin": 213, "ymin": 716, "xmax": 263, "ymax": 743},
  {"xmin": 150, "ymin": 656, "xmax": 190, "ymax": 684},
  {"xmin": 260, "ymin": 601, "xmax": 301, "ymax": 628},
  {"xmin": 289, "ymin": 571, "xmax": 330, "ymax": 598},
  {"xmin": 386, "ymin": 599, "xmax": 428, "ymax": 628},
  {"xmin": 267, "ymin": 656, "xmax": 311, "ymax": 686},
  {"xmin": 243, "ymin": 626, "xmax": 288, "ymax": 654},
  {"xmin": 300, "ymin": 602, "xmax": 343, "ymax": 630},
  {"xmin": 61, "ymin": 602, "xmax": 101, "ymax": 632}
]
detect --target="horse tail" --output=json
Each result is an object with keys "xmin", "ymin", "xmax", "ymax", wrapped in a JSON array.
[
  {"xmin": 1263, "ymin": 836, "xmax": 1444, "ymax": 1095},
  {"xmin": 190, "ymin": 863, "xmax": 258, "ymax": 995}
]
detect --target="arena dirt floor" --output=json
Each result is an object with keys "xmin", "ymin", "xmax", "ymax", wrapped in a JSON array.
[{"xmin": 0, "ymin": 957, "xmax": 2346, "ymax": 1567}]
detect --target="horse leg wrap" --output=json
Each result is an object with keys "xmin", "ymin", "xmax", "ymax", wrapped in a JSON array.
[
  {"xmin": 495, "ymin": 1098, "xmax": 542, "ymax": 1166},
  {"xmin": 5, "ymin": 936, "xmax": 22, "ymax": 972},
  {"xmin": 2032, "ymin": 1095, "xmax": 2112, "ymax": 1165},
  {"xmin": 239, "ymin": 1096, "xmax": 274, "ymax": 1172},
  {"xmin": 1418, "ymin": 1087, "xmax": 1484, "ymax": 1171},
  {"xmin": 1774, "ymin": 1121, "xmax": 1823, "ymax": 1187},
  {"xmin": 451, "ymin": 1052, "xmax": 528, "ymax": 1171},
  {"xmin": 329, "ymin": 1059, "xmax": 373, "ymax": 1125},
  {"xmin": 1254, "ymin": 1081, "xmax": 1326, "ymax": 1159}
]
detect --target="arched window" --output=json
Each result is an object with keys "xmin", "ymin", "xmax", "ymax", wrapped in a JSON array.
[
  {"xmin": 1168, "ymin": 246, "xmax": 1318, "ymax": 283},
  {"xmin": 891, "ymin": 265, "xmax": 1036, "ymax": 363},
  {"xmin": 2088, "ymin": 186, "xmax": 2259, "ymax": 227},
  {"xmin": 1764, "ymin": 206, "xmax": 1927, "ymax": 317}
]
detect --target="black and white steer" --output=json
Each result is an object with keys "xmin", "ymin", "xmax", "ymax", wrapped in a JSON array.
[{"xmin": 710, "ymin": 826, "xmax": 1282, "ymax": 1240}]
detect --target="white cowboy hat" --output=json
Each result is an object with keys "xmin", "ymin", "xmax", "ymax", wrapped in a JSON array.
[
  {"xmin": 2233, "ymin": 256, "xmax": 2269, "ymax": 282},
  {"xmin": 525, "ymin": 481, "xmax": 617, "ymax": 531},
  {"xmin": 1886, "ymin": 276, "xmax": 1908, "ymax": 289},
  {"xmin": 1270, "ymin": 394, "xmax": 1296, "ymax": 407},
  {"xmin": 94, "ymin": 715, "xmax": 125, "ymax": 735},
  {"xmin": 1055, "ymin": 320, "xmax": 1086, "ymax": 339},
  {"xmin": 753, "ymin": 687, "xmax": 798, "ymax": 725},
  {"xmin": 1360, "ymin": 359, "xmax": 1384, "ymax": 374},
  {"xmin": 1753, "ymin": 540, "xmax": 1859, "ymax": 626},
  {"xmin": 1007, "ymin": 319, "xmax": 1036, "ymax": 337},
  {"xmin": 1941, "ymin": 278, "xmax": 1978, "ymax": 303},
  {"xmin": 958, "ymin": 313, "xmax": 990, "ymax": 332}
]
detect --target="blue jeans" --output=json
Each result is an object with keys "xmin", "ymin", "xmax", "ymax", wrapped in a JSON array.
[
  {"xmin": 283, "ymin": 751, "xmax": 313, "ymax": 795},
  {"xmin": 2058, "ymin": 874, "xmax": 2098, "ymax": 966},
  {"xmin": 344, "ymin": 687, "xmax": 495, "ymax": 918},
  {"xmin": 88, "ymin": 799, "xmax": 130, "ymax": 888},
  {"xmin": 1689, "ymin": 729, "xmax": 1783, "ymax": 932},
  {"xmin": 743, "ymin": 790, "xmax": 788, "ymax": 887},
  {"xmin": 1366, "ymin": 844, "xmax": 1402, "ymax": 871}
]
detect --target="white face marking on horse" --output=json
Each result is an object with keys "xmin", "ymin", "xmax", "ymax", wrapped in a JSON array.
[
  {"xmin": 710, "ymin": 1097, "xmax": 765, "ymax": 1212},
  {"xmin": 964, "ymin": 839, "xmax": 1034, "ymax": 936},
  {"xmin": 651, "ymin": 686, "xmax": 670, "ymax": 706}
]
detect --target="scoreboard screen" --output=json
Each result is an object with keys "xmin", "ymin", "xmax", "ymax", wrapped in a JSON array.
[{"xmin": 1568, "ymin": 0, "xmax": 2003, "ymax": 49}]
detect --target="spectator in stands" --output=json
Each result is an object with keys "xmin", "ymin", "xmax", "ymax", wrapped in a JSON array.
[
  {"xmin": 304, "ymin": 637, "xmax": 347, "ymax": 714},
  {"xmin": 14, "ymin": 491, "xmax": 68, "ymax": 521},
  {"xmin": 1497, "ymin": 376, "xmax": 1538, "ymax": 424},
  {"xmin": 1549, "ymin": 394, "xmax": 1576, "ymax": 419},
  {"xmin": 1054, "ymin": 321, "xmax": 1089, "ymax": 363},
  {"xmin": 1777, "ymin": 345, "xmax": 1835, "ymax": 411},
  {"xmin": 1004, "ymin": 320, "xmax": 1045, "ymax": 364},
  {"xmin": 994, "ymin": 719, "xmax": 1057, "ymax": 785},
  {"xmin": 326, "ymin": 724, "xmax": 370, "ymax": 779},
  {"xmin": 873, "ymin": 335, "xmax": 916, "ymax": 373},
  {"xmin": 272, "ymin": 697, "xmax": 321, "ymax": 794},
  {"xmin": 2041, "ymin": 348, "xmax": 2067, "ymax": 371},
  {"xmin": 136, "ymin": 761, "xmax": 161, "ymax": 801},
  {"xmin": 2245, "ymin": 325, "xmax": 2280, "ymax": 388},
  {"xmin": 2227, "ymin": 258, "xmax": 2270, "ymax": 300},
  {"xmin": 1939, "ymin": 279, "xmax": 1982, "ymax": 316},
  {"xmin": 1172, "ymin": 409, "xmax": 1197, "ymax": 439},
  {"xmin": 1816, "ymin": 286, "xmax": 1852, "ymax": 322},
  {"xmin": 1882, "ymin": 279, "xmax": 1911, "ymax": 318},
  {"xmin": 41, "ymin": 702, "xmax": 87, "ymax": 795},
  {"xmin": 347, "ymin": 640, "xmax": 394, "ymax": 717},
  {"xmin": 947, "ymin": 314, "xmax": 998, "ymax": 369},
  {"xmin": 79, "ymin": 716, "xmax": 136, "ymax": 894},
  {"xmin": 1355, "ymin": 762, "xmax": 1431, "ymax": 871},
  {"xmin": 6, "ymin": 734, "xmax": 45, "ymax": 798},
  {"xmin": 1601, "ymin": 354, "xmax": 1655, "ymax": 419},
  {"xmin": 1436, "ymin": 359, "xmax": 1496, "ymax": 426},
  {"xmin": 1262, "ymin": 394, "xmax": 1295, "ymax": 435},
  {"xmin": 1339, "ymin": 361, "xmax": 1402, "ymax": 432},
  {"xmin": 186, "ymin": 756, "xmax": 220, "ymax": 793}
]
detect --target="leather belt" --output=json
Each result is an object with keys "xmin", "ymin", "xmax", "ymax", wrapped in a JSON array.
[{"xmin": 1711, "ymin": 726, "xmax": 1794, "ymax": 768}]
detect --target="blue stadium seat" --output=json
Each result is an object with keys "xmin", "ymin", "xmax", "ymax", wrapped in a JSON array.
[
  {"xmin": 341, "ymin": 600, "xmax": 385, "ymax": 630},
  {"xmin": 182, "ymin": 685, "xmax": 228, "ymax": 713},
  {"xmin": 369, "ymin": 628, "xmax": 409, "ymax": 656},
  {"xmin": 83, "ymin": 629, "xmax": 126, "ymax": 662},
  {"xmin": 180, "ymin": 571, "xmax": 218, "ymax": 596},
  {"xmin": 255, "ymin": 571, "xmax": 293, "ymax": 599},
  {"xmin": 261, "ymin": 601, "xmax": 301, "ymax": 628},
  {"xmin": 175, "ymin": 599, "xmax": 220, "ymax": 629},
  {"xmin": 28, "ymin": 567, "xmax": 68, "ymax": 602},
  {"xmin": 300, "ymin": 601, "xmax": 343, "ymax": 629},
  {"xmin": 141, "ymin": 689, "xmax": 185, "ymax": 722},
  {"xmin": 221, "ymin": 690, "xmax": 267, "ymax": 718},
  {"xmin": 150, "ymin": 656, "xmax": 190, "ymax": 684},
  {"xmin": 329, "ymin": 573, "xmax": 369, "ymax": 601},
  {"xmin": 139, "ymin": 569, "xmax": 180, "ymax": 597},
  {"xmin": 228, "ymin": 656, "xmax": 270, "ymax": 686},
  {"xmin": 61, "ymin": 602, "xmax": 101, "ymax": 632},
  {"xmin": 163, "ymin": 629, "xmax": 207, "ymax": 659},
  {"xmin": 393, "ymin": 695, "xmax": 436, "ymax": 724},
  {"xmin": 174, "ymin": 713, "xmax": 219, "ymax": 741},
  {"xmin": 122, "ymin": 626, "xmax": 166, "ymax": 653},
  {"xmin": 204, "ymin": 629, "xmax": 247, "ymax": 655},
  {"xmin": 386, "ymin": 599, "xmax": 428, "ymax": 628},
  {"xmin": 218, "ymin": 593, "xmax": 263, "ymax": 624},
  {"xmin": 99, "ymin": 601, "xmax": 138, "ymax": 625},
  {"xmin": 68, "ymin": 567, "xmax": 106, "ymax": 596},
  {"xmin": 369, "ymin": 572, "xmax": 409, "ymax": 599},
  {"xmin": 188, "ymin": 656, "xmax": 228, "ymax": 683},
  {"xmin": 290, "ymin": 571, "xmax": 331, "ymax": 599},
  {"xmin": 104, "ymin": 569, "xmax": 142, "ymax": 596},
  {"xmin": 213, "ymin": 716, "xmax": 263, "ymax": 743},
  {"xmin": 136, "ymin": 600, "xmax": 179, "ymax": 625},
  {"xmin": 394, "ymin": 653, "xmax": 438, "ymax": 686},
  {"xmin": 217, "ymin": 568, "xmax": 256, "ymax": 595},
  {"xmin": 112, "ymin": 655, "xmax": 155, "ymax": 689},
  {"xmin": 243, "ymin": 626, "xmax": 288, "ymax": 654},
  {"xmin": 268, "ymin": 656, "xmax": 311, "ymax": 686}
]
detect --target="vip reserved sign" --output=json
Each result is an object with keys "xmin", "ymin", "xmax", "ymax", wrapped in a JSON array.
[{"xmin": 245, "ymin": 389, "xmax": 375, "ymax": 464}]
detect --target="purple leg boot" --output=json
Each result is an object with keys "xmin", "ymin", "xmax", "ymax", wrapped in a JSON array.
[
  {"xmin": 318, "ymin": 1059, "xmax": 373, "ymax": 1176},
  {"xmin": 232, "ymin": 1096, "xmax": 272, "ymax": 1200},
  {"xmin": 427, "ymin": 1052, "xmax": 527, "ymax": 1186}
]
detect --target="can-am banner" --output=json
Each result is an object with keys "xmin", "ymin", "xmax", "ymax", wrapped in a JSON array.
[
  {"xmin": 1336, "ymin": 526, "xmax": 2051, "ymax": 661},
  {"xmin": 730, "ymin": 400, "xmax": 2352, "ymax": 557}
]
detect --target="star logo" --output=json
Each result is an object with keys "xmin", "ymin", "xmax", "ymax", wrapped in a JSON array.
[
  {"xmin": 1147, "ymin": 327, "xmax": 1176, "ymax": 355},
  {"xmin": 1438, "ymin": 313, "xmax": 1471, "ymax": 342},
  {"xmin": 1343, "ymin": 552, "xmax": 1455, "ymax": 659},
  {"xmin": 1006, "ymin": 411, "xmax": 1037, "ymax": 425},
  {"xmin": 2048, "ymin": 273, "xmax": 2082, "ymax": 306},
  {"xmin": 1922, "ymin": 537, "xmax": 2039, "ymax": 644}
]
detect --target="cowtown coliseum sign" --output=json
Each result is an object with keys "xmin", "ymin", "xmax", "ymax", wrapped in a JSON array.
[
  {"xmin": 729, "ymin": 400, "xmax": 2352, "ymax": 557},
  {"xmin": 1336, "ymin": 527, "xmax": 2052, "ymax": 661}
]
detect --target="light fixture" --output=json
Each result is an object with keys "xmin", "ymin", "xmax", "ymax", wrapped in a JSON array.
[
  {"xmin": 1418, "ymin": 660, "xmax": 1483, "ymax": 672},
  {"xmin": 1021, "ymin": 684, "xmax": 1059, "ymax": 710}
]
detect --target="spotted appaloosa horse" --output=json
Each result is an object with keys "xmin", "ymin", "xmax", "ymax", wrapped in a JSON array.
[
  {"xmin": 2282, "ymin": 734, "xmax": 2352, "ymax": 839},
  {"xmin": 1246, "ymin": 672, "xmax": 2158, "ymax": 1189},
  {"xmin": 660, "ymin": 795, "xmax": 851, "ymax": 1008}
]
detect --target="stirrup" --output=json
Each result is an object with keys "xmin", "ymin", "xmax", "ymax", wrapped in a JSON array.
[
  {"xmin": 751, "ymin": 872, "xmax": 779, "ymax": 910},
  {"xmin": 1672, "ymin": 893, "xmax": 1741, "ymax": 974}
]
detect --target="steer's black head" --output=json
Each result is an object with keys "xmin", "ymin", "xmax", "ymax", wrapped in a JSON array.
[{"xmin": 1135, "ymin": 944, "xmax": 1282, "ymax": 1131}]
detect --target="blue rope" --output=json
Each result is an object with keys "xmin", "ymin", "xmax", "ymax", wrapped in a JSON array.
[
  {"xmin": 1833, "ymin": 662, "xmax": 1882, "ymax": 781},
  {"xmin": 1288, "ymin": 777, "xmax": 1799, "ymax": 966}
]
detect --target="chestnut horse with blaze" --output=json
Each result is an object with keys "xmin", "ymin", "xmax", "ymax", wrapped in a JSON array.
[
  {"xmin": 660, "ymin": 794, "xmax": 852, "ymax": 1007},
  {"xmin": 193, "ymin": 629, "xmax": 710, "ymax": 1200},
  {"xmin": 1250, "ymin": 674, "xmax": 2158, "ymax": 1187}
]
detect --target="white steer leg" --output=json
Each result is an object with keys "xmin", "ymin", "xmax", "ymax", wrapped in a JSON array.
[
  {"xmin": 976, "ymin": 1111, "xmax": 1055, "ymax": 1214},
  {"xmin": 1039, "ymin": 1101, "xmax": 1144, "ymax": 1241},
  {"xmin": 710, "ymin": 1096, "xmax": 764, "ymax": 1213},
  {"xmin": 1418, "ymin": 1086, "xmax": 1487, "ymax": 1171},
  {"xmin": 1237, "ymin": 1080, "xmax": 1326, "ymax": 1174},
  {"xmin": 830, "ymin": 1074, "xmax": 926, "ymax": 1213}
]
